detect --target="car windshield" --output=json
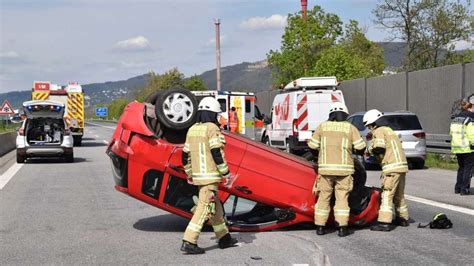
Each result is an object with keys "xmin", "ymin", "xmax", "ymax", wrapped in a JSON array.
[{"xmin": 384, "ymin": 115, "xmax": 422, "ymax": 130}]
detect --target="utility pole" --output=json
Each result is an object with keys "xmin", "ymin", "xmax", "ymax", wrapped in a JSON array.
[
  {"xmin": 301, "ymin": 0, "xmax": 308, "ymax": 20},
  {"xmin": 214, "ymin": 18, "xmax": 221, "ymax": 91},
  {"xmin": 301, "ymin": 0, "xmax": 308, "ymax": 74}
]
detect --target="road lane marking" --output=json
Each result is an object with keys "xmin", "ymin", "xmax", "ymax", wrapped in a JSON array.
[
  {"xmin": 405, "ymin": 195, "xmax": 474, "ymax": 216},
  {"xmin": 94, "ymin": 134, "xmax": 100, "ymax": 138},
  {"xmin": 0, "ymin": 163, "xmax": 23, "ymax": 190},
  {"xmin": 86, "ymin": 122, "xmax": 116, "ymax": 130},
  {"xmin": 103, "ymin": 140, "xmax": 109, "ymax": 145}
]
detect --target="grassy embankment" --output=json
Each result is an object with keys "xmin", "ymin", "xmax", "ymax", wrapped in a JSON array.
[
  {"xmin": 425, "ymin": 153, "xmax": 458, "ymax": 170},
  {"xmin": 0, "ymin": 123, "xmax": 18, "ymax": 134}
]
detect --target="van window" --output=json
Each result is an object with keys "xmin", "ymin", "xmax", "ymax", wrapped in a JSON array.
[
  {"xmin": 223, "ymin": 195, "xmax": 279, "ymax": 225},
  {"xmin": 218, "ymin": 99, "xmax": 227, "ymax": 112},
  {"xmin": 245, "ymin": 100, "xmax": 251, "ymax": 113},
  {"xmin": 385, "ymin": 115, "xmax": 422, "ymax": 130}
]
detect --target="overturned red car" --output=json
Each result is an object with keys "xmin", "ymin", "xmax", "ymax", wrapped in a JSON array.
[{"xmin": 107, "ymin": 88, "xmax": 380, "ymax": 232}]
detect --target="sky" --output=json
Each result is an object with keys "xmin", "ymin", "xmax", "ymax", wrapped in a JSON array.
[{"xmin": 0, "ymin": 0, "xmax": 471, "ymax": 93}]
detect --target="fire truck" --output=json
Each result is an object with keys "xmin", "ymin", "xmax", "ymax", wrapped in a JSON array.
[
  {"xmin": 191, "ymin": 90, "xmax": 265, "ymax": 141},
  {"xmin": 32, "ymin": 81, "xmax": 85, "ymax": 146}
]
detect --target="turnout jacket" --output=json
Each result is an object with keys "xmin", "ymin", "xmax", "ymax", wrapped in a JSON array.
[
  {"xmin": 369, "ymin": 126, "xmax": 408, "ymax": 174},
  {"xmin": 308, "ymin": 121, "xmax": 366, "ymax": 176},
  {"xmin": 182, "ymin": 122, "xmax": 229, "ymax": 185},
  {"xmin": 450, "ymin": 111, "xmax": 474, "ymax": 154}
]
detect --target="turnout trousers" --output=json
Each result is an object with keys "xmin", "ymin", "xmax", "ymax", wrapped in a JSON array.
[
  {"xmin": 455, "ymin": 153, "xmax": 474, "ymax": 192},
  {"xmin": 183, "ymin": 183, "xmax": 229, "ymax": 244},
  {"xmin": 314, "ymin": 175, "xmax": 353, "ymax": 227},
  {"xmin": 378, "ymin": 173, "xmax": 409, "ymax": 223}
]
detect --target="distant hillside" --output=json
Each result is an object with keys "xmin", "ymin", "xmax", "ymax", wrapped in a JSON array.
[{"xmin": 0, "ymin": 42, "xmax": 421, "ymax": 109}]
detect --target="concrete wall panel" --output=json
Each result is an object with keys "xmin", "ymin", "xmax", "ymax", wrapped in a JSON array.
[
  {"xmin": 339, "ymin": 78, "xmax": 366, "ymax": 113},
  {"xmin": 367, "ymin": 73, "xmax": 406, "ymax": 111},
  {"xmin": 408, "ymin": 64, "xmax": 462, "ymax": 134}
]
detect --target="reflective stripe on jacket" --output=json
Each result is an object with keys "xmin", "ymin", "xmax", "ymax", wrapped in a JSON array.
[
  {"xmin": 308, "ymin": 121, "xmax": 366, "ymax": 176},
  {"xmin": 450, "ymin": 116, "xmax": 474, "ymax": 154},
  {"xmin": 183, "ymin": 122, "xmax": 228, "ymax": 185},
  {"xmin": 369, "ymin": 126, "xmax": 408, "ymax": 174}
]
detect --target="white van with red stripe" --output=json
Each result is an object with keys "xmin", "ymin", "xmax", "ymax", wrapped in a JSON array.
[{"xmin": 264, "ymin": 77, "xmax": 345, "ymax": 154}]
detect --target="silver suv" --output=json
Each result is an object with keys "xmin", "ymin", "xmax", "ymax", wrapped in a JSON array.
[
  {"xmin": 347, "ymin": 111, "xmax": 426, "ymax": 169},
  {"xmin": 16, "ymin": 100, "xmax": 74, "ymax": 163}
]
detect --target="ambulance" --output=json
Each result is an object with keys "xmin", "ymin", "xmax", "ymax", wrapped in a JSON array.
[
  {"xmin": 32, "ymin": 81, "xmax": 85, "ymax": 146},
  {"xmin": 265, "ymin": 77, "xmax": 345, "ymax": 154},
  {"xmin": 191, "ymin": 91, "xmax": 264, "ymax": 141}
]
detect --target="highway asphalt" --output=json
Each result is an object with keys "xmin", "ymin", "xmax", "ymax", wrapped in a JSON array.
[{"xmin": 0, "ymin": 121, "xmax": 472, "ymax": 265}]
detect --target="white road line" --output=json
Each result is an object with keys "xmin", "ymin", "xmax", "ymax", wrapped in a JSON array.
[
  {"xmin": 0, "ymin": 163, "xmax": 23, "ymax": 190},
  {"xmin": 86, "ymin": 122, "xmax": 116, "ymax": 130},
  {"xmin": 94, "ymin": 134, "xmax": 100, "ymax": 138},
  {"xmin": 405, "ymin": 195, "xmax": 474, "ymax": 216},
  {"xmin": 103, "ymin": 140, "xmax": 109, "ymax": 145}
]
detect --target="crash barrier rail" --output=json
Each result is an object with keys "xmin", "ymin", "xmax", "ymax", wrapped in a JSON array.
[
  {"xmin": 426, "ymin": 134, "xmax": 451, "ymax": 154},
  {"xmin": 0, "ymin": 132, "xmax": 17, "ymax": 157}
]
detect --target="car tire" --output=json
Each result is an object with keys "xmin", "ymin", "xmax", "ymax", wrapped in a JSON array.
[
  {"xmin": 65, "ymin": 153, "xmax": 74, "ymax": 163},
  {"xmin": 411, "ymin": 159, "xmax": 425, "ymax": 169},
  {"xmin": 154, "ymin": 88, "xmax": 198, "ymax": 130},
  {"xmin": 73, "ymin": 136, "xmax": 82, "ymax": 146},
  {"xmin": 144, "ymin": 91, "xmax": 163, "ymax": 137},
  {"xmin": 263, "ymin": 136, "xmax": 270, "ymax": 146},
  {"xmin": 16, "ymin": 152, "xmax": 25, "ymax": 164}
]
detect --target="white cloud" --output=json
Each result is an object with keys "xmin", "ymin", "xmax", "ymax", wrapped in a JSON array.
[
  {"xmin": 240, "ymin": 14, "xmax": 287, "ymax": 31},
  {"xmin": 113, "ymin": 36, "xmax": 151, "ymax": 51},
  {"xmin": 0, "ymin": 51, "xmax": 20, "ymax": 58}
]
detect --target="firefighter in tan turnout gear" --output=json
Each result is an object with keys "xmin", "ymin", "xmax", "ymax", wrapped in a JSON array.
[
  {"xmin": 308, "ymin": 102, "xmax": 366, "ymax": 237},
  {"xmin": 181, "ymin": 97, "xmax": 238, "ymax": 254},
  {"xmin": 363, "ymin": 109, "xmax": 410, "ymax": 231}
]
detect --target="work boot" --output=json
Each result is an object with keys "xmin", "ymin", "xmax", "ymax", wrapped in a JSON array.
[
  {"xmin": 181, "ymin": 241, "xmax": 205, "ymax": 254},
  {"xmin": 460, "ymin": 189, "xmax": 471, "ymax": 196},
  {"xmin": 337, "ymin": 226, "xmax": 350, "ymax": 237},
  {"xmin": 394, "ymin": 217, "xmax": 409, "ymax": 227},
  {"xmin": 218, "ymin": 233, "xmax": 238, "ymax": 249},
  {"xmin": 370, "ymin": 222, "xmax": 394, "ymax": 232},
  {"xmin": 316, "ymin": 226, "xmax": 325, "ymax": 235}
]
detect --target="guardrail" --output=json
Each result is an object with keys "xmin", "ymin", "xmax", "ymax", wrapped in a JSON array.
[
  {"xmin": 0, "ymin": 132, "xmax": 17, "ymax": 157},
  {"xmin": 426, "ymin": 134, "xmax": 451, "ymax": 154}
]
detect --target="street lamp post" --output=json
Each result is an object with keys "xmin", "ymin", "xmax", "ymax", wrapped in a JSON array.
[{"xmin": 215, "ymin": 18, "xmax": 221, "ymax": 91}]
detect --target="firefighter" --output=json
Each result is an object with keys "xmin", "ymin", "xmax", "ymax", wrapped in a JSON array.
[
  {"xmin": 450, "ymin": 98, "xmax": 474, "ymax": 195},
  {"xmin": 229, "ymin": 106, "xmax": 239, "ymax": 133},
  {"xmin": 181, "ymin": 97, "xmax": 238, "ymax": 254},
  {"xmin": 308, "ymin": 102, "xmax": 366, "ymax": 237},
  {"xmin": 363, "ymin": 109, "xmax": 410, "ymax": 231}
]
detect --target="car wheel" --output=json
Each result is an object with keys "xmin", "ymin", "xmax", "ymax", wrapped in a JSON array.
[
  {"xmin": 154, "ymin": 88, "xmax": 198, "ymax": 130},
  {"xmin": 285, "ymin": 141, "xmax": 293, "ymax": 154},
  {"xmin": 144, "ymin": 91, "xmax": 163, "ymax": 137},
  {"xmin": 65, "ymin": 153, "xmax": 74, "ymax": 163},
  {"xmin": 263, "ymin": 136, "xmax": 270, "ymax": 146},
  {"xmin": 16, "ymin": 152, "xmax": 25, "ymax": 163},
  {"xmin": 411, "ymin": 159, "xmax": 425, "ymax": 169},
  {"xmin": 73, "ymin": 136, "xmax": 82, "ymax": 146}
]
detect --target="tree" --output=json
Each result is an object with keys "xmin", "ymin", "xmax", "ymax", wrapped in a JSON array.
[
  {"xmin": 267, "ymin": 7, "xmax": 384, "ymax": 85},
  {"xmin": 108, "ymin": 98, "xmax": 129, "ymax": 120},
  {"xmin": 136, "ymin": 68, "xmax": 185, "ymax": 101},
  {"xmin": 267, "ymin": 6, "xmax": 343, "ymax": 85},
  {"xmin": 373, "ymin": 0, "xmax": 472, "ymax": 71},
  {"xmin": 184, "ymin": 75, "xmax": 207, "ymax": 91}
]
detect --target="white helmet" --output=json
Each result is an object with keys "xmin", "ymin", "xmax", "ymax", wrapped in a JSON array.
[
  {"xmin": 329, "ymin": 102, "xmax": 349, "ymax": 114},
  {"xmin": 363, "ymin": 109, "xmax": 383, "ymax": 126},
  {"xmin": 198, "ymin": 97, "xmax": 221, "ymax": 113}
]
